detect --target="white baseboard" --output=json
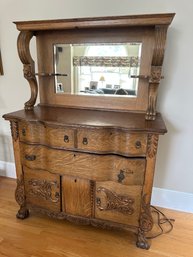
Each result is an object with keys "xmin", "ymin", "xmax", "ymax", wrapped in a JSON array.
[
  {"xmin": 0, "ymin": 161, "xmax": 16, "ymax": 178},
  {"xmin": 152, "ymin": 187, "xmax": 193, "ymax": 214},
  {"xmin": 0, "ymin": 161, "xmax": 193, "ymax": 213}
]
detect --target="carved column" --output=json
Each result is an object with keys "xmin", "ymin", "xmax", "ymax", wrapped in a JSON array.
[
  {"xmin": 17, "ymin": 31, "xmax": 38, "ymax": 110},
  {"xmin": 10, "ymin": 120, "xmax": 29, "ymax": 219},
  {"xmin": 137, "ymin": 134, "xmax": 159, "ymax": 249},
  {"xmin": 146, "ymin": 26, "xmax": 168, "ymax": 120}
]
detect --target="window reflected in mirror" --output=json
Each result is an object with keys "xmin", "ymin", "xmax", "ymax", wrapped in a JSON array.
[{"xmin": 54, "ymin": 43, "xmax": 142, "ymax": 97}]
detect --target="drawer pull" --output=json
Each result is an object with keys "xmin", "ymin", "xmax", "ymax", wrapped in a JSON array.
[
  {"xmin": 96, "ymin": 197, "xmax": 102, "ymax": 207},
  {"xmin": 55, "ymin": 192, "xmax": 60, "ymax": 198},
  {"xmin": 64, "ymin": 135, "xmax": 69, "ymax": 143},
  {"xmin": 22, "ymin": 128, "xmax": 26, "ymax": 136},
  {"xmin": 117, "ymin": 170, "xmax": 125, "ymax": 183},
  {"xmin": 25, "ymin": 154, "xmax": 36, "ymax": 161},
  {"xmin": 82, "ymin": 137, "xmax": 88, "ymax": 145},
  {"xmin": 135, "ymin": 141, "xmax": 142, "ymax": 149}
]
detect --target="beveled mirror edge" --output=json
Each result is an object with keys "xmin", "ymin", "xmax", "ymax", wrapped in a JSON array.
[{"xmin": 53, "ymin": 42, "xmax": 142, "ymax": 96}]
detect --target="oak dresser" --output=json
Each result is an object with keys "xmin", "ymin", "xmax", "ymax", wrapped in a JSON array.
[{"xmin": 3, "ymin": 13, "xmax": 175, "ymax": 249}]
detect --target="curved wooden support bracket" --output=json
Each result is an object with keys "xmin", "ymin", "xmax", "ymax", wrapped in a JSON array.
[
  {"xmin": 146, "ymin": 26, "xmax": 168, "ymax": 120},
  {"xmin": 17, "ymin": 31, "xmax": 38, "ymax": 110}
]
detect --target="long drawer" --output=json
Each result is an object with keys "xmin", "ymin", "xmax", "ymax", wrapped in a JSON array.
[
  {"xmin": 18, "ymin": 122, "xmax": 147, "ymax": 156},
  {"xmin": 20, "ymin": 143, "xmax": 146, "ymax": 185}
]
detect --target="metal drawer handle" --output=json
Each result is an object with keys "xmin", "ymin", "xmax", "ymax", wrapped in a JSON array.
[
  {"xmin": 64, "ymin": 135, "xmax": 69, "ymax": 143},
  {"xmin": 135, "ymin": 141, "xmax": 142, "ymax": 149},
  {"xmin": 22, "ymin": 128, "xmax": 26, "ymax": 136},
  {"xmin": 117, "ymin": 170, "xmax": 125, "ymax": 183},
  {"xmin": 25, "ymin": 154, "xmax": 36, "ymax": 161},
  {"xmin": 82, "ymin": 137, "xmax": 88, "ymax": 145},
  {"xmin": 96, "ymin": 197, "xmax": 103, "ymax": 210}
]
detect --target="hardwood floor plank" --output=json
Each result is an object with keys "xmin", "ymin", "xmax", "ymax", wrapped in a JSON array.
[{"xmin": 0, "ymin": 177, "xmax": 193, "ymax": 257}]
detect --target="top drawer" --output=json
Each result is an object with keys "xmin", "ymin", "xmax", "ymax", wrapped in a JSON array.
[
  {"xmin": 19, "ymin": 122, "xmax": 75, "ymax": 149},
  {"xmin": 19, "ymin": 122, "xmax": 147, "ymax": 156},
  {"xmin": 77, "ymin": 128, "xmax": 147, "ymax": 156}
]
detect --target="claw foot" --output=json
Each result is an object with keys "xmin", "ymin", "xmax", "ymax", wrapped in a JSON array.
[
  {"xmin": 16, "ymin": 207, "xmax": 29, "ymax": 219},
  {"xmin": 136, "ymin": 230, "xmax": 150, "ymax": 250}
]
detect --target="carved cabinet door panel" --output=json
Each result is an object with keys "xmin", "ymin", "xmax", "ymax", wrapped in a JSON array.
[
  {"xmin": 23, "ymin": 167, "xmax": 61, "ymax": 212},
  {"xmin": 95, "ymin": 181, "xmax": 142, "ymax": 226},
  {"xmin": 62, "ymin": 175, "xmax": 93, "ymax": 217}
]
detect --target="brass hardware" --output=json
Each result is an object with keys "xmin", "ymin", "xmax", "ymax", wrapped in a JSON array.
[
  {"xmin": 117, "ymin": 170, "xmax": 125, "ymax": 183},
  {"xmin": 22, "ymin": 128, "xmax": 26, "ymax": 136},
  {"xmin": 96, "ymin": 197, "xmax": 101, "ymax": 206},
  {"xmin": 25, "ymin": 154, "xmax": 36, "ymax": 161},
  {"xmin": 55, "ymin": 192, "xmax": 60, "ymax": 198},
  {"xmin": 82, "ymin": 137, "xmax": 88, "ymax": 145},
  {"xmin": 135, "ymin": 141, "xmax": 142, "ymax": 149},
  {"xmin": 64, "ymin": 135, "xmax": 69, "ymax": 143}
]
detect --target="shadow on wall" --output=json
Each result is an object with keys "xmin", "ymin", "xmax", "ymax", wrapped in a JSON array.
[{"xmin": 0, "ymin": 134, "xmax": 16, "ymax": 178}]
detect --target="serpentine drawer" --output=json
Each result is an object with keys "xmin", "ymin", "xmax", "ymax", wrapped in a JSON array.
[
  {"xmin": 20, "ymin": 143, "xmax": 146, "ymax": 185},
  {"xmin": 19, "ymin": 122, "xmax": 147, "ymax": 156}
]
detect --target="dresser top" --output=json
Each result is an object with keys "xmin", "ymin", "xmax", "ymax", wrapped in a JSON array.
[{"xmin": 3, "ymin": 106, "xmax": 167, "ymax": 134}]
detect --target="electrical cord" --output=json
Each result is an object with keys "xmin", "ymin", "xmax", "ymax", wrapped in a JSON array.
[{"xmin": 147, "ymin": 205, "xmax": 175, "ymax": 239}]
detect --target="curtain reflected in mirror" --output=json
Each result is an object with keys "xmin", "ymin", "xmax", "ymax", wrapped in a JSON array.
[
  {"xmin": 54, "ymin": 43, "xmax": 142, "ymax": 97},
  {"xmin": 0, "ymin": 51, "xmax": 3, "ymax": 75}
]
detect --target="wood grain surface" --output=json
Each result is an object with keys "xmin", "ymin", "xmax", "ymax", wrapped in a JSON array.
[
  {"xmin": 1, "ymin": 177, "xmax": 193, "ymax": 257},
  {"xmin": 3, "ymin": 105, "xmax": 167, "ymax": 134},
  {"xmin": 20, "ymin": 143, "xmax": 145, "ymax": 184}
]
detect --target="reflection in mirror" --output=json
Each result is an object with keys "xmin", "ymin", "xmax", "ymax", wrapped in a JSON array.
[{"xmin": 54, "ymin": 43, "xmax": 142, "ymax": 97}]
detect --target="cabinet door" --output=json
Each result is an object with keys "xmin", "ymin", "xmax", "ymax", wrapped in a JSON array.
[
  {"xmin": 24, "ymin": 167, "xmax": 61, "ymax": 212},
  {"xmin": 62, "ymin": 176, "xmax": 92, "ymax": 217},
  {"xmin": 95, "ymin": 181, "xmax": 142, "ymax": 226}
]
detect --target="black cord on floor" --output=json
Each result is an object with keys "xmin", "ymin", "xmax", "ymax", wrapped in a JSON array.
[{"xmin": 146, "ymin": 205, "xmax": 175, "ymax": 239}]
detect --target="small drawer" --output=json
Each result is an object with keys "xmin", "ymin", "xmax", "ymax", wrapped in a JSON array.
[
  {"xmin": 77, "ymin": 128, "xmax": 147, "ymax": 156},
  {"xmin": 19, "ymin": 122, "xmax": 75, "ymax": 149}
]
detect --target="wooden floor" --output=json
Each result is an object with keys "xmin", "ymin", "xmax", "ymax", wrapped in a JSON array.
[{"xmin": 0, "ymin": 177, "xmax": 193, "ymax": 257}]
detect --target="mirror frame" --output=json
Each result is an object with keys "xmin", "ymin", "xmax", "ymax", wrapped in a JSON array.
[
  {"xmin": 36, "ymin": 27, "xmax": 154, "ymax": 112},
  {"xmin": 14, "ymin": 13, "xmax": 175, "ymax": 119}
]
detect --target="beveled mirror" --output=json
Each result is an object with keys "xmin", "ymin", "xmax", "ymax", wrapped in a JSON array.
[{"xmin": 54, "ymin": 43, "xmax": 142, "ymax": 97}]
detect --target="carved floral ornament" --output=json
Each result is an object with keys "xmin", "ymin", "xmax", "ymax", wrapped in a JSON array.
[
  {"xmin": 147, "ymin": 134, "xmax": 159, "ymax": 158},
  {"xmin": 28, "ymin": 179, "xmax": 60, "ymax": 203},
  {"xmin": 149, "ymin": 66, "xmax": 163, "ymax": 84},
  {"xmin": 10, "ymin": 121, "xmax": 19, "ymax": 141},
  {"xmin": 96, "ymin": 186, "xmax": 135, "ymax": 215},
  {"xmin": 15, "ymin": 174, "xmax": 25, "ymax": 206}
]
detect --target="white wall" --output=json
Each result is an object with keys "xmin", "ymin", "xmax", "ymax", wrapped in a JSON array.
[{"xmin": 0, "ymin": 0, "xmax": 193, "ymax": 197}]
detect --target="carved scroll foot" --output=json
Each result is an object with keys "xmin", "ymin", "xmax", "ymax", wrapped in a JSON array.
[
  {"xmin": 136, "ymin": 229, "xmax": 150, "ymax": 250},
  {"xmin": 16, "ymin": 207, "xmax": 29, "ymax": 219}
]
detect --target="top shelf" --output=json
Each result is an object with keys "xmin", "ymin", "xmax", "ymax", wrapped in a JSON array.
[{"xmin": 14, "ymin": 13, "xmax": 175, "ymax": 31}]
